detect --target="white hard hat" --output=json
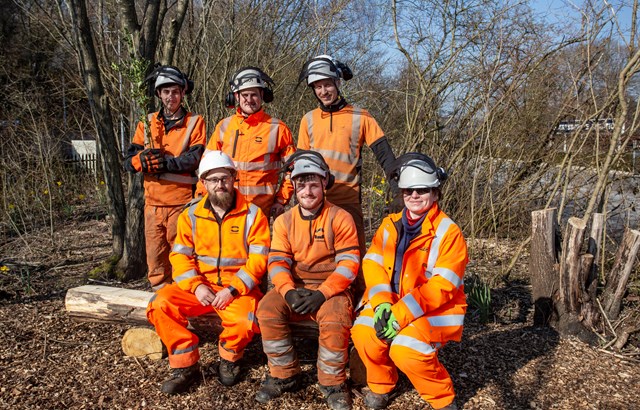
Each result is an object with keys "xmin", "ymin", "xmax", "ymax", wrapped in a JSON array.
[
  {"xmin": 230, "ymin": 68, "xmax": 270, "ymax": 92},
  {"xmin": 154, "ymin": 66, "xmax": 187, "ymax": 91},
  {"xmin": 198, "ymin": 150, "xmax": 236, "ymax": 178},
  {"xmin": 395, "ymin": 154, "xmax": 447, "ymax": 189}
]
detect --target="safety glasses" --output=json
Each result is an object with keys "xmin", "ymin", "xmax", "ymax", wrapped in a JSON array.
[{"xmin": 402, "ymin": 187, "xmax": 435, "ymax": 196}]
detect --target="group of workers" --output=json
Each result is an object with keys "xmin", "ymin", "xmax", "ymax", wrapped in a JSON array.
[{"xmin": 124, "ymin": 55, "xmax": 468, "ymax": 410}]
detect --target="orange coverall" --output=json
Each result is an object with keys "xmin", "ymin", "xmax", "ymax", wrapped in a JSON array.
[
  {"xmin": 146, "ymin": 191, "xmax": 270, "ymax": 369},
  {"xmin": 351, "ymin": 202, "xmax": 468, "ymax": 409},
  {"xmin": 257, "ymin": 201, "xmax": 360, "ymax": 386},
  {"xmin": 297, "ymin": 104, "xmax": 389, "ymax": 255},
  {"xmin": 204, "ymin": 108, "xmax": 295, "ymax": 217},
  {"xmin": 124, "ymin": 111, "xmax": 206, "ymax": 289}
]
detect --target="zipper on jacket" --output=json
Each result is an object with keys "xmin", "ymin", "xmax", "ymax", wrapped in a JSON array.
[
  {"xmin": 330, "ymin": 111, "xmax": 333, "ymax": 132},
  {"xmin": 232, "ymin": 130, "xmax": 239, "ymax": 157},
  {"xmin": 216, "ymin": 218, "xmax": 223, "ymax": 286}
]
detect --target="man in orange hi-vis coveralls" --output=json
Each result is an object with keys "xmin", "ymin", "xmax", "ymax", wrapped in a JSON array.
[
  {"xmin": 255, "ymin": 151, "xmax": 360, "ymax": 410},
  {"xmin": 297, "ymin": 55, "xmax": 398, "ymax": 274},
  {"xmin": 124, "ymin": 66, "xmax": 206, "ymax": 290},
  {"xmin": 202, "ymin": 66, "xmax": 295, "ymax": 220},
  {"xmin": 146, "ymin": 151, "xmax": 270, "ymax": 395},
  {"xmin": 351, "ymin": 153, "xmax": 468, "ymax": 410}
]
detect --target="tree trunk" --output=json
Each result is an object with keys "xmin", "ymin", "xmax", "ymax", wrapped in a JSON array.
[
  {"xmin": 66, "ymin": 0, "xmax": 126, "ymax": 259},
  {"xmin": 530, "ymin": 208, "xmax": 559, "ymax": 326},
  {"xmin": 602, "ymin": 228, "xmax": 640, "ymax": 320},
  {"xmin": 115, "ymin": 174, "xmax": 147, "ymax": 281}
]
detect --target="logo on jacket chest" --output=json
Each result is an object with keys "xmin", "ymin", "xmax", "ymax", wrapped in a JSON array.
[
  {"xmin": 313, "ymin": 228, "xmax": 325, "ymax": 241},
  {"xmin": 254, "ymin": 135, "xmax": 263, "ymax": 144},
  {"xmin": 230, "ymin": 226, "xmax": 240, "ymax": 234}
]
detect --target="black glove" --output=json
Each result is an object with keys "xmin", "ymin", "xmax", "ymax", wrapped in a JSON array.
[
  {"xmin": 285, "ymin": 290, "xmax": 303, "ymax": 311},
  {"xmin": 294, "ymin": 290, "xmax": 326, "ymax": 315},
  {"xmin": 140, "ymin": 148, "xmax": 167, "ymax": 173}
]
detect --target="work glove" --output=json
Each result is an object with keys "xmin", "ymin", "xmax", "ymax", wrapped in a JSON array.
[
  {"xmin": 285, "ymin": 289, "xmax": 303, "ymax": 311},
  {"xmin": 293, "ymin": 290, "xmax": 326, "ymax": 315},
  {"xmin": 376, "ymin": 310, "xmax": 400, "ymax": 343},
  {"xmin": 140, "ymin": 148, "xmax": 167, "ymax": 173}
]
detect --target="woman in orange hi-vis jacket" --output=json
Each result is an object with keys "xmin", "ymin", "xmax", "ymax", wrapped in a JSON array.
[
  {"xmin": 351, "ymin": 153, "xmax": 468, "ymax": 410},
  {"xmin": 203, "ymin": 67, "xmax": 295, "ymax": 220},
  {"xmin": 124, "ymin": 66, "xmax": 206, "ymax": 290},
  {"xmin": 147, "ymin": 151, "xmax": 270, "ymax": 395}
]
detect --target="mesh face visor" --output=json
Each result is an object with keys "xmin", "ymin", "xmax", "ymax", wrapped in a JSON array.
[{"xmin": 231, "ymin": 69, "xmax": 274, "ymax": 92}]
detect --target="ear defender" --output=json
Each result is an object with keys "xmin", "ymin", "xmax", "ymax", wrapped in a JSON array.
[{"xmin": 225, "ymin": 66, "xmax": 275, "ymax": 108}]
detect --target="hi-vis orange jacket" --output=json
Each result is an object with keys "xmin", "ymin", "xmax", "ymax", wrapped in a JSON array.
[
  {"xmin": 204, "ymin": 108, "xmax": 295, "ymax": 215},
  {"xmin": 125, "ymin": 111, "xmax": 206, "ymax": 206},
  {"xmin": 268, "ymin": 201, "xmax": 360, "ymax": 300},
  {"xmin": 170, "ymin": 190, "xmax": 270, "ymax": 295},
  {"xmin": 362, "ymin": 203, "xmax": 468, "ymax": 342},
  {"xmin": 297, "ymin": 105, "xmax": 385, "ymax": 208}
]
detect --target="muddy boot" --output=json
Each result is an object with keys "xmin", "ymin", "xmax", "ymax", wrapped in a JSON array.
[
  {"xmin": 364, "ymin": 389, "xmax": 390, "ymax": 409},
  {"xmin": 218, "ymin": 358, "xmax": 241, "ymax": 386},
  {"xmin": 255, "ymin": 373, "xmax": 301, "ymax": 403},
  {"xmin": 318, "ymin": 383, "xmax": 352, "ymax": 410},
  {"xmin": 160, "ymin": 363, "xmax": 200, "ymax": 395},
  {"xmin": 436, "ymin": 401, "xmax": 458, "ymax": 410}
]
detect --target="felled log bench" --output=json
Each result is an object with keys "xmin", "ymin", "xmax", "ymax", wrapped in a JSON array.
[
  {"xmin": 64, "ymin": 284, "xmax": 320, "ymax": 338},
  {"xmin": 65, "ymin": 284, "xmax": 366, "ymax": 384}
]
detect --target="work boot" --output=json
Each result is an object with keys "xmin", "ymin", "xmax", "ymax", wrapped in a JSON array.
[
  {"xmin": 255, "ymin": 373, "xmax": 301, "ymax": 403},
  {"xmin": 218, "ymin": 358, "xmax": 241, "ymax": 386},
  {"xmin": 436, "ymin": 401, "xmax": 458, "ymax": 410},
  {"xmin": 318, "ymin": 383, "xmax": 352, "ymax": 410},
  {"xmin": 160, "ymin": 363, "xmax": 200, "ymax": 395},
  {"xmin": 364, "ymin": 389, "xmax": 390, "ymax": 409}
]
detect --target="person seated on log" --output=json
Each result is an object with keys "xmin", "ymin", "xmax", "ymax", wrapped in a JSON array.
[
  {"xmin": 146, "ymin": 150, "xmax": 270, "ymax": 395},
  {"xmin": 350, "ymin": 153, "xmax": 468, "ymax": 410},
  {"xmin": 255, "ymin": 150, "xmax": 360, "ymax": 410}
]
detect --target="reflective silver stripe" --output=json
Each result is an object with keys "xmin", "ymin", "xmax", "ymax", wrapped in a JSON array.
[
  {"xmin": 149, "ymin": 293, "xmax": 158, "ymax": 304},
  {"xmin": 219, "ymin": 257, "xmax": 247, "ymax": 266},
  {"xmin": 305, "ymin": 111, "xmax": 314, "ymax": 147},
  {"xmin": 268, "ymin": 255, "xmax": 293, "ymax": 265},
  {"xmin": 368, "ymin": 283, "xmax": 392, "ymax": 299},
  {"xmin": 188, "ymin": 201, "xmax": 198, "ymax": 240},
  {"xmin": 269, "ymin": 265, "xmax": 290, "ymax": 280},
  {"xmin": 427, "ymin": 314, "xmax": 465, "ymax": 327},
  {"xmin": 392, "ymin": 335, "xmax": 437, "ymax": 355},
  {"xmin": 426, "ymin": 218, "xmax": 454, "ymax": 274},
  {"xmin": 382, "ymin": 228, "xmax": 390, "ymax": 254},
  {"xmin": 157, "ymin": 173, "xmax": 198, "ymax": 185},
  {"xmin": 244, "ymin": 203, "xmax": 258, "ymax": 254},
  {"xmin": 315, "ymin": 147, "xmax": 352, "ymax": 164},
  {"xmin": 363, "ymin": 252, "xmax": 383, "ymax": 266},
  {"xmin": 236, "ymin": 269, "xmax": 255, "ymax": 290},
  {"xmin": 353, "ymin": 315, "xmax": 374, "ymax": 328},
  {"xmin": 263, "ymin": 339, "xmax": 296, "ymax": 367},
  {"xmin": 318, "ymin": 345, "xmax": 346, "ymax": 364},
  {"xmin": 335, "ymin": 266, "xmax": 356, "ymax": 282},
  {"xmin": 264, "ymin": 117, "xmax": 280, "ymax": 158},
  {"xmin": 317, "ymin": 359, "xmax": 343, "ymax": 375},
  {"xmin": 234, "ymin": 161, "xmax": 281, "ymax": 171},
  {"xmin": 198, "ymin": 256, "xmax": 218, "ymax": 266},
  {"xmin": 335, "ymin": 253, "xmax": 359, "ymax": 263},
  {"xmin": 248, "ymin": 311, "xmax": 256, "ymax": 324},
  {"xmin": 172, "ymin": 243, "xmax": 194, "ymax": 256},
  {"xmin": 350, "ymin": 107, "xmax": 361, "ymax": 160},
  {"xmin": 239, "ymin": 185, "xmax": 275, "ymax": 195},
  {"xmin": 179, "ymin": 115, "xmax": 200, "ymax": 154},
  {"xmin": 174, "ymin": 269, "xmax": 198, "ymax": 283},
  {"xmin": 218, "ymin": 116, "xmax": 232, "ymax": 141},
  {"xmin": 172, "ymin": 343, "xmax": 198, "ymax": 355},
  {"xmin": 433, "ymin": 267, "xmax": 463, "ymax": 288},
  {"xmin": 402, "ymin": 294, "xmax": 424, "ymax": 318},
  {"xmin": 249, "ymin": 244, "xmax": 269, "ymax": 256}
]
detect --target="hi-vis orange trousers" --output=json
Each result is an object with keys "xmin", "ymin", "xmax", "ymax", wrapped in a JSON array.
[
  {"xmin": 351, "ymin": 306, "xmax": 456, "ymax": 409},
  {"xmin": 144, "ymin": 204, "xmax": 182, "ymax": 290},
  {"xmin": 147, "ymin": 283, "xmax": 261, "ymax": 368},
  {"xmin": 257, "ymin": 288, "xmax": 353, "ymax": 386}
]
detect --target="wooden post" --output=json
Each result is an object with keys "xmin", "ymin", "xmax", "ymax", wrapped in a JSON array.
[
  {"xmin": 602, "ymin": 228, "xmax": 640, "ymax": 320},
  {"xmin": 530, "ymin": 209, "xmax": 558, "ymax": 326},
  {"xmin": 559, "ymin": 217, "xmax": 586, "ymax": 312}
]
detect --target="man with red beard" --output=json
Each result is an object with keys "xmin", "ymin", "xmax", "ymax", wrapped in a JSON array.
[
  {"xmin": 255, "ymin": 150, "xmax": 360, "ymax": 410},
  {"xmin": 147, "ymin": 150, "xmax": 270, "ymax": 395}
]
